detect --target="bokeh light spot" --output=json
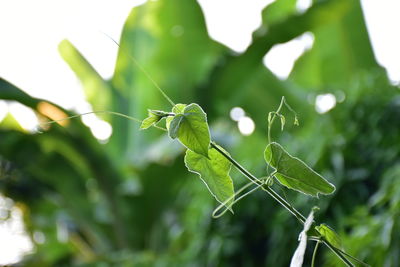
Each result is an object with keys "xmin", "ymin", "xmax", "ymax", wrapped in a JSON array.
[
  {"xmin": 315, "ymin": 93, "xmax": 337, "ymax": 114},
  {"xmin": 230, "ymin": 107, "xmax": 245, "ymax": 121},
  {"xmin": 238, "ymin": 116, "xmax": 255, "ymax": 136}
]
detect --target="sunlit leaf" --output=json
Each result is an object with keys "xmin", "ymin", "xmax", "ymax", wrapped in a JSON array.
[
  {"xmin": 149, "ymin": 110, "xmax": 170, "ymax": 117},
  {"xmin": 261, "ymin": 0, "xmax": 297, "ymax": 26},
  {"xmin": 140, "ymin": 115, "xmax": 162, "ymax": 130},
  {"xmin": 166, "ymin": 103, "xmax": 187, "ymax": 130},
  {"xmin": 0, "ymin": 113, "xmax": 25, "ymax": 132},
  {"xmin": 140, "ymin": 109, "xmax": 170, "ymax": 130},
  {"xmin": 110, "ymin": 0, "xmax": 222, "ymax": 160},
  {"xmin": 289, "ymin": 1, "xmax": 378, "ymax": 89},
  {"xmin": 316, "ymin": 224, "xmax": 342, "ymax": 249},
  {"xmin": 264, "ymin": 142, "xmax": 335, "ymax": 196},
  {"xmin": 172, "ymin": 104, "xmax": 187, "ymax": 114},
  {"xmin": 58, "ymin": 39, "xmax": 111, "ymax": 112},
  {"xmin": 168, "ymin": 103, "xmax": 210, "ymax": 157},
  {"xmin": 168, "ymin": 114, "xmax": 184, "ymax": 139},
  {"xmin": 0, "ymin": 77, "xmax": 41, "ymax": 108},
  {"xmin": 184, "ymin": 145, "xmax": 234, "ymax": 209}
]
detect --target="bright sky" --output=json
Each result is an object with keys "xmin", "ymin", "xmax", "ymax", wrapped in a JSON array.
[{"xmin": 0, "ymin": 0, "xmax": 400, "ymax": 264}]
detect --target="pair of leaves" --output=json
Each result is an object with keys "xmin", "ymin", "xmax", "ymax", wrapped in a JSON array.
[
  {"xmin": 146, "ymin": 102, "xmax": 335, "ymax": 215},
  {"xmin": 164, "ymin": 103, "xmax": 234, "ymax": 208},
  {"xmin": 265, "ymin": 142, "xmax": 335, "ymax": 197}
]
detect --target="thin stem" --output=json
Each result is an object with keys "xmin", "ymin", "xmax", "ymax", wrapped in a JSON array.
[
  {"xmin": 40, "ymin": 110, "xmax": 167, "ymax": 132},
  {"xmin": 267, "ymin": 96, "xmax": 299, "ymax": 144},
  {"xmin": 323, "ymin": 240, "xmax": 355, "ymax": 267},
  {"xmin": 103, "ymin": 33, "xmax": 175, "ymax": 107},
  {"xmin": 210, "ymin": 142, "xmax": 306, "ymax": 224},
  {"xmin": 311, "ymin": 240, "xmax": 320, "ymax": 267},
  {"xmin": 212, "ymin": 179, "xmax": 264, "ymax": 218},
  {"xmin": 262, "ymin": 184, "xmax": 306, "ymax": 224},
  {"xmin": 268, "ymin": 97, "xmax": 285, "ymax": 144},
  {"xmin": 211, "ymin": 142, "xmax": 359, "ymax": 266},
  {"xmin": 335, "ymin": 249, "xmax": 370, "ymax": 267},
  {"xmin": 212, "ymin": 176, "xmax": 274, "ymax": 218}
]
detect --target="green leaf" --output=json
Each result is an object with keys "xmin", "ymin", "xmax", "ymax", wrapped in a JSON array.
[
  {"xmin": 289, "ymin": 1, "xmax": 379, "ymax": 90},
  {"xmin": 168, "ymin": 114, "xmax": 184, "ymax": 139},
  {"xmin": 149, "ymin": 110, "xmax": 170, "ymax": 117},
  {"xmin": 184, "ymin": 145, "xmax": 234, "ymax": 209},
  {"xmin": 168, "ymin": 103, "xmax": 210, "ymax": 157},
  {"xmin": 140, "ymin": 115, "xmax": 162, "ymax": 130},
  {"xmin": 140, "ymin": 109, "xmax": 170, "ymax": 130},
  {"xmin": 316, "ymin": 224, "xmax": 342, "ymax": 249},
  {"xmin": 261, "ymin": 0, "xmax": 297, "ymax": 26},
  {"xmin": 0, "ymin": 113, "xmax": 25, "ymax": 132},
  {"xmin": 109, "ymin": 0, "xmax": 222, "ymax": 161},
  {"xmin": 264, "ymin": 142, "xmax": 335, "ymax": 196},
  {"xmin": 58, "ymin": 39, "xmax": 111, "ymax": 112},
  {"xmin": 166, "ymin": 103, "xmax": 187, "ymax": 129},
  {"xmin": 0, "ymin": 77, "xmax": 41, "ymax": 108},
  {"xmin": 172, "ymin": 104, "xmax": 187, "ymax": 114}
]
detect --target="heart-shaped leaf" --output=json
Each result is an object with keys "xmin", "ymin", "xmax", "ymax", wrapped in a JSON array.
[
  {"xmin": 166, "ymin": 103, "xmax": 187, "ymax": 129},
  {"xmin": 168, "ymin": 103, "xmax": 210, "ymax": 157},
  {"xmin": 184, "ymin": 145, "xmax": 234, "ymax": 210},
  {"xmin": 168, "ymin": 114, "xmax": 184, "ymax": 139},
  {"xmin": 264, "ymin": 142, "xmax": 335, "ymax": 197}
]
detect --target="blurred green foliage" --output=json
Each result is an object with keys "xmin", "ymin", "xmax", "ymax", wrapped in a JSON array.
[{"xmin": 1, "ymin": 0, "xmax": 399, "ymax": 266}]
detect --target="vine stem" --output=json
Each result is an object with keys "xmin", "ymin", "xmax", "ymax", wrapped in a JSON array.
[
  {"xmin": 267, "ymin": 96, "xmax": 298, "ymax": 145},
  {"xmin": 267, "ymin": 97, "xmax": 285, "ymax": 144},
  {"xmin": 39, "ymin": 110, "xmax": 168, "ymax": 132},
  {"xmin": 311, "ymin": 240, "xmax": 320, "ymax": 267},
  {"xmin": 103, "ymin": 32, "xmax": 175, "ymax": 107},
  {"xmin": 210, "ymin": 142, "xmax": 306, "ymax": 224},
  {"xmin": 211, "ymin": 142, "xmax": 358, "ymax": 267},
  {"xmin": 323, "ymin": 241, "xmax": 355, "ymax": 267}
]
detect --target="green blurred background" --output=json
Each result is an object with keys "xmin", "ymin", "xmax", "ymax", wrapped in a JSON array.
[{"xmin": 1, "ymin": 0, "xmax": 399, "ymax": 266}]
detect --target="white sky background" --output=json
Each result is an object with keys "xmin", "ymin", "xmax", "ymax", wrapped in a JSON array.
[{"xmin": 0, "ymin": 0, "xmax": 400, "ymax": 264}]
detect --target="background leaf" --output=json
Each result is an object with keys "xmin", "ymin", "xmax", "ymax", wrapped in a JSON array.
[
  {"xmin": 110, "ymin": 0, "xmax": 222, "ymax": 163},
  {"xmin": 58, "ymin": 39, "xmax": 112, "ymax": 112}
]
